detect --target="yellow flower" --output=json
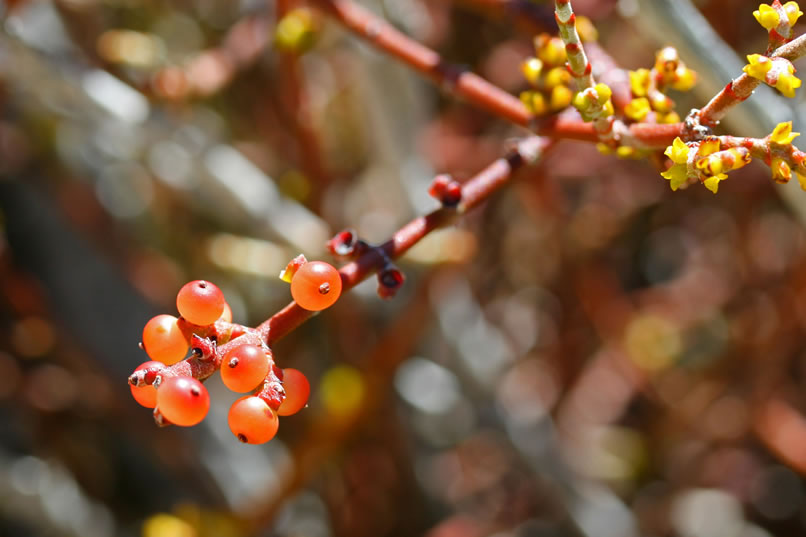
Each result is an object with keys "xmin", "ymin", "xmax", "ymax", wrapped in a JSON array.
[
  {"xmin": 625, "ymin": 97, "xmax": 650, "ymax": 121},
  {"xmin": 770, "ymin": 121, "xmax": 800, "ymax": 144},
  {"xmin": 771, "ymin": 157, "xmax": 793, "ymax": 183},
  {"xmin": 661, "ymin": 164, "xmax": 689, "ymax": 191},
  {"xmin": 775, "ymin": 67, "xmax": 802, "ymax": 98},
  {"xmin": 521, "ymin": 58, "xmax": 543, "ymax": 86},
  {"xmin": 698, "ymin": 138, "xmax": 721, "ymax": 157},
  {"xmin": 703, "ymin": 174, "xmax": 728, "ymax": 194},
  {"xmin": 696, "ymin": 148, "xmax": 750, "ymax": 176},
  {"xmin": 664, "ymin": 137, "xmax": 690, "ymax": 164},
  {"xmin": 743, "ymin": 54, "xmax": 772, "ymax": 81},
  {"xmin": 784, "ymin": 1, "xmax": 804, "ymax": 26},
  {"xmin": 629, "ymin": 69, "xmax": 651, "ymax": 98},
  {"xmin": 754, "ymin": 4, "xmax": 781, "ymax": 30},
  {"xmin": 655, "ymin": 47, "xmax": 680, "ymax": 77}
]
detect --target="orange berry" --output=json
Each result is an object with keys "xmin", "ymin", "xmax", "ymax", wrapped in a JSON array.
[
  {"xmin": 142, "ymin": 314, "xmax": 188, "ymax": 365},
  {"xmin": 290, "ymin": 261, "xmax": 342, "ymax": 311},
  {"xmin": 176, "ymin": 280, "xmax": 225, "ymax": 325},
  {"xmin": 277, "ymin": 368, "xmax": 310, "ymax": 416},
  {"xmin": 228, "ymin": 396, "xmax": 279, "ymax": 444}
]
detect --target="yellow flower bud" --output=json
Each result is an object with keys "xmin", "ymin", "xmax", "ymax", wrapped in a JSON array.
[
  {"xmin": 521, "ymin": 58, "xmax": 543, "ymax": 86},
  {"xmin": 671, "ymin": 67, "xmax": 697, "ymax": 92},
  {"xmin": 520, "ymin": 90, "xmax": 547, "ymax": 115},
  {"xmin": 625, "ymin": 97, "xmax": 650, "ymax": 121},
  {"xmin": 657, "ymin": 111, "xmax": 681, "ymax": 124},
  {"xmin": 534, "ymin": 34, "xmax": 566, "ymax": 67},
  {"xmin": 771, "ymin": 157, "xmax": 793, "ymax": 183},
  {"xmin": 543, "ymin": 67, "xmax": 571, "ymax": 89},
  {"xmin": 595, "ymin": 83, "xmax": 612, "ymax": 104},
  {"xmin": 550, "ymin": 85, "xmax": 573, "ymax": 110},
  {"xmin": 275, "ymin": 8, "xmax": 317, "ymax": 53},
  {"xmin": 575, "ymin": 16, "xmax": 599, "ymax": 42},
  {"xmin": 629, "ymin": 69, "xmax": 651, "ymax": 98}
]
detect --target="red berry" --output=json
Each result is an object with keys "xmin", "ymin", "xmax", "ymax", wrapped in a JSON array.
[
  {"xmin": 220, "ymin": 344, "xmax": 270, "ymax": 393},
  {"xmin": 129, "ymin": 361, "xmax": 161, "ymax": 408},
  {"xmin": 176, "ymin": 280, "xmax": 225, "ymax": 325},
  {"xmin": 142, "ymin": 314, "xmax": 188, "ymax": 365},
  {"xmin": 157, "ymin": 376, "xmax": 209, "ymax": 426},
  {"xmin": 277, "ymin": 368, "xmax": 310, "ymax": 416},
  {"xmin": 290, "ymin": 261, "xmax": 342, "ymax": 311},
  {"xmin": 228, "ymin": 396, "xmax": 279, "ymax": 444}
]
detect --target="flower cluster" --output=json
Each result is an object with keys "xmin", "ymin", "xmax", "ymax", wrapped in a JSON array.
[
  {"xmin": 519, "ymin": 34, "xmax": 574, "ymax": 115},
  {"xmin": 661, "ymin": 137, "xmax": 750, "ymax": 193},
  {"xmin": 625, "ymin": 47, "xmax": 697, "ymax": 125},
  {"xmin": 754, "ymin": 1, "xmax": 803, "ymax": 43},
  {"xmin": 743, "ymin": 54, "xmax": 801, "ymax": 97}
]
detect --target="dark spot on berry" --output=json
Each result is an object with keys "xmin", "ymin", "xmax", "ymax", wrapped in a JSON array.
[
  {"xmin": 237, "ymin": 433, "xmax": 248, "ymax": 443},
  {"xmin": 190, "ymin": 386, "xmax": 200, "ymax": 396},
  {"xmin": 229, "ymin": 358, "xmax": 239, "ymax": 368},
  {"xmin": 319, "ymin": 282, "xmax": 330, "ymax": 295}
]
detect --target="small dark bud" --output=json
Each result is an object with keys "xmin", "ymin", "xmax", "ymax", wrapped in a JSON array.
[
  {"xmin": 377, "ymin": 265, "xmax": 405, "ymax": 299},
  {"xmin": 428, "ymin": 174, "xmax": 462, "ymax": 207}
]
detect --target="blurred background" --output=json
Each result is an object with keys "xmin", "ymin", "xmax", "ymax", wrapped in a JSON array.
[{"xmin": 1, "ymin": 0, "xmax": 806, "ymax": 536}]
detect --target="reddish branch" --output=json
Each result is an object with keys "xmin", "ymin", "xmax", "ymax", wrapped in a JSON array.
[
  {"xmin": 698, "ymin": 31, "xmax": 806, "ymax": 126},
  {"xmin": 264, "ymin": 136, "xmax": 550, "ymax": 344},
  {"xmin": 308, "ymin": 0, "xmax": 687, "ymax": 148},
  {"xmin": 130, "ymin": 136, "xmax": 551, "ymax": 396}
]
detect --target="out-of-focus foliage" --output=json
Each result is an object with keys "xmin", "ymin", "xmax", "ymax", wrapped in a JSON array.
[{"xmin": 1, "ymin": 1, "xmax": 805, "ymax": 537}]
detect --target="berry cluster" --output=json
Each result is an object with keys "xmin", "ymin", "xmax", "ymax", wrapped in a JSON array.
[{"xmin": 129, "ymin": 259, "xmax": 341, "ymax": 443}]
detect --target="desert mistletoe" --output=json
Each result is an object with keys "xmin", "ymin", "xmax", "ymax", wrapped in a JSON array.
[{"xmin": 126, "ymin": 0, "xmax": 806, "ymax": 445}]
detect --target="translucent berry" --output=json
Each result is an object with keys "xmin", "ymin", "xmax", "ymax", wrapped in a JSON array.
[
  {"xmin": 290, "ymin": 261, "xmax": 342, "ymax": 311},
  {"xmin": 157, "ymin": 376, "xmax": 210, "ymax": 426},
  {"xmin": 176, "ymin": 280, "xmax": 225, "ymax": 325},
  {"xmin": 220, "ymin": 344, "xmax": 270, "ymax": 393},
  {"xmin": 228, "ymin": 396, "xmax": 279, "ymax": 444},
  {"xmin": 277, "ymin": 368, "xmax": 310, "ymax": 416},
  {"xmin": 218, "ymin": 302, "xmax": 233, "ymax": 323},
  {"xmin": 129, "ymin": 361, "xmax": 161, "ymax": 408},
  {"xmin": 142, "ymin": 314, "xmax": 188, "ymax": 365}
]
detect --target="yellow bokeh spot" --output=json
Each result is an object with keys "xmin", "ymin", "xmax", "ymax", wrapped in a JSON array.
[
  {"xmin": 797, "ymin": 171, "xmax": 806, "ymax": 190},
  {"xmin": 671, "ymin": 67, "xmax": 697, "ymax": 92},
  {"xmin": 320, "ymin": 365, "xmax": 365, "ymax": 418},
  {"xmin": 543, "ymin": 66, "xmax": 570, "ymax": 89},
  {"xmin": 534, "ymin": 34, "xmax": 566, "ymax": 67},
  {"xmin": 624, "ymin": 315, "xmax": 681, "ymax": 372},
  {"xmin": 575, "ymin": 16, "xmax": 599, "ymax": 42},
  {"xmin": 275, "ymin": 9, "xmax": 317, "ymax": 53},
  {"xmin": 142, "ymin": 514, "xmax": 197, "ymax": 537}
]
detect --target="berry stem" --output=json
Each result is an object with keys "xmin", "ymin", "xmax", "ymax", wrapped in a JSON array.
[{"xmin": 262, "ymin": 136, "xmax": 551, "ymax": 345}]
